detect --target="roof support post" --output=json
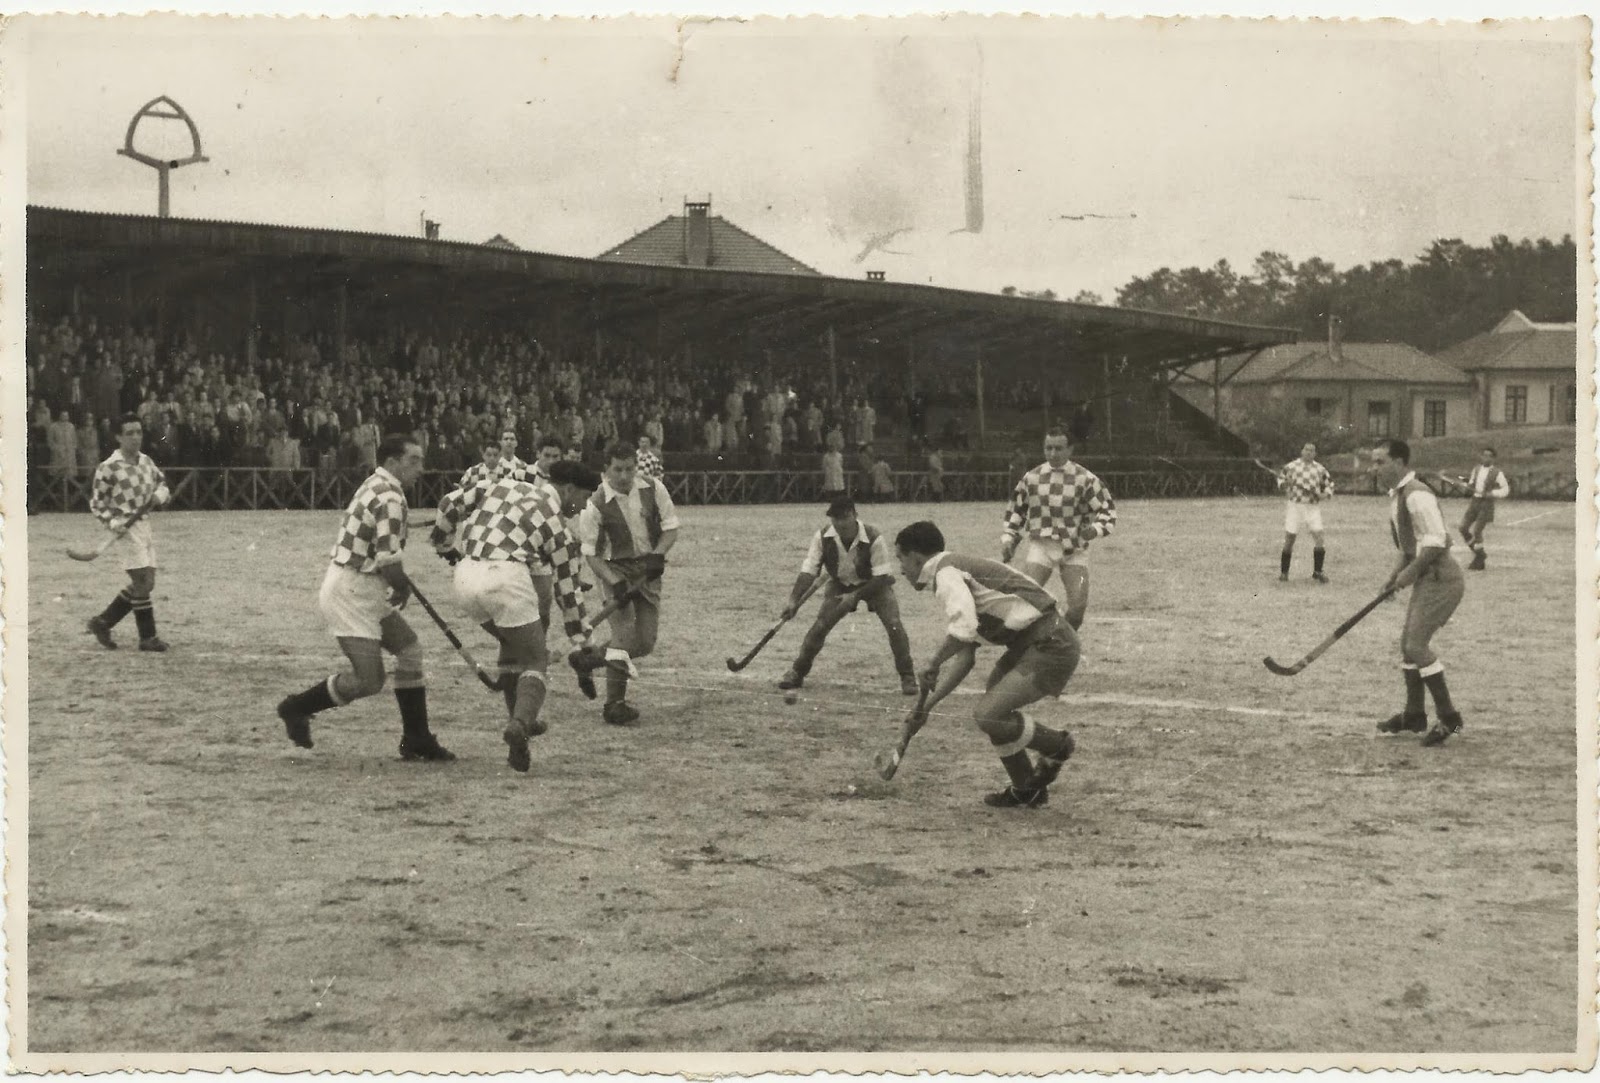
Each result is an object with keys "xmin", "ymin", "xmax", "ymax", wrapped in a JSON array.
[
  {"xmin": 335, "ymin": 280, "xmax": 348, "ymax": 365},
  {"xmin": 1104, "ymin": 355, "xmax": 1115, "ymax": 443},
  {"xmin": 826, "ymin": 325, "xmax": 837, "ymax": 401},
  {"xmin": 976, "ymin": 345, "xmax": 987, "ymax": 451},
  {"xmin": 1213, "ymin": 356, "xmax": 1222, "ymax": 430},
  {"xmin": 246, "ymin": 277, "xmax": 258, "ymax": 366}
]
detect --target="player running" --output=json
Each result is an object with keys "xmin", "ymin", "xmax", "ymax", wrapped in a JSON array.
[
  {"xmin": 1371, "ymin": 439, "xmax": 1467, "ymax": 746},
  {"xmin": 776, "ymin": 496, "xmax": 917, "ymax": 696},
  {"xmin": 894, "ymin": 520, "xmax": 1080, "ymax": 809},
  {"xmin": 275, "ymin": 434, "xmax": 455, "ymax": 761},
  {"xmin": 85, "ymin": 414, "xmax": 172, "ymax": 652},
  {"xmin": 1438, "ymin": 446, "xmax": 1510, "ymax": 571},
  {"xmin": 999, "ymin": 424, "xmax": 1116, "ymax": 629},
  {"xmin": 575, "ymin": 441, "xmax": 681, "ymax": 725},
  {"xmin": 430, "ymin": 459, "xmax": 599, "ymax": 772},
  {"xmin": 1274, "ymin": 442, "xmax": 1335, "ymax": 583}
]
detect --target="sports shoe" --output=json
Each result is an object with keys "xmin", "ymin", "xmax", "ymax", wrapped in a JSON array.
[
  {"xmin": 503, "ymin": 723, "xmax": 532, "ymax": 773},
  {"xmin": 899, "ymin": 673, "xmax": 919, "ymax": 696},
  {"xmin": 277, "ymin": 696, "xmax": 314, "ymax": 749},
  {"xmin": 399, "ymin": 736, "xmax": 457, "ymax": 762},
  {"xmin": 1421, "ymin": 712, "xmax": 1463, "ymax": 748},
  {"xmin": 86, "ymin": 616, "xmax": 117, "ymax": 650},
  {"xmin": 1029, "ymin": 731, "xmax": 1076, "ymax": 790},
  {"xmin": 1376, "ymin": 712, "xmax": 1428, "ymax": 735},
  {"xmin": 1312, "ymin": 572, "xmax": 1330, "ymax": 584},
  {"xmin": 983, "ymin": 785, "xmax": 1049, "ymax": 809},
  {"xmin": 602, "ymin": 700, "xmax": 641, "ymax": 726},
  {"xmin": 1278, "ymin": 572, "xmax": 1289, "ymax": 582},
  {"xmin": 777, "ymin": 670, "xmax": 804, "ymax": 691},
  {"xmin": 138, "ymin": 636, "xmax": 169, "ymax": 652},
  {"xmin": 1468, "ymin": 551, "xmax": 1486, "ymax": 571},
  {"xmin": 568, "ymin": 646, "xmax": 604, "ymax": 700}
]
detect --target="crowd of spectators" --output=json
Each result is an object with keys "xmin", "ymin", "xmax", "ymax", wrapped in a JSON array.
[{"xmin": 27, "ymin": 311, "xmax": 997, "ymax": 478}]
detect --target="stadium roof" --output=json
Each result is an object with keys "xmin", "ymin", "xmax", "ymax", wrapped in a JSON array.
[
  {"xmin": 598, "ymin": 211, "xmax": 821, "ymax": 276},
  {"xmin": 1437, "ymin": 310, "xmax": 1578, "ymax": 373},
  {"xmin": 27, "ymin": 206, "xmax": 1299, "ymax": 374}
]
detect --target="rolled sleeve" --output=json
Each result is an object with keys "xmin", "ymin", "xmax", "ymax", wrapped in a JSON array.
[
  {"xmin": 799, "ymin": 531, "xmax": 824, "ymax": 576},
  {"xmin": 933, "ymin": 565, "xmax": 980, "ymax": 643},
  {"xmin": 868, "ymin": 533, "xmax": 895, "ymax": 578},
  {"xmin": 1405, "ymin": 491, "xmax": 1449, "ymax": 549},
  {"xmin": 652, "ymin": 478, "xmax": 680, "ymax": 532},
  {"xmin": 576, "ymin": 502, "xmax": 602, "ymax": 558}
]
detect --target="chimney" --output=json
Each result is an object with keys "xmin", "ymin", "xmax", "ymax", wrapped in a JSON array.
[
  {"xmin": 1327, "ymin": 314, "xmax": 1345, "ymax": 360},
  {"xmin": 684, "ymin": 199, "xmax": 712, "ymax": 268},
  {"xmin": 866, "ymin": 270, "xmax": 886, "ymax": 281}
]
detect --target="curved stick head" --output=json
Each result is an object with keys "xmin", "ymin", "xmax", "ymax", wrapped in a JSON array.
[
  {"xmin": 725, "ymin": 657, "xmax": 742, "ymax": 672},
  {"xmin": 1262, "ymin": 656, "xmax": 1301, "ymax": 676},
  {"xmin": 65, "ymin": 548, "xmax": 98, "ymax": 562}
]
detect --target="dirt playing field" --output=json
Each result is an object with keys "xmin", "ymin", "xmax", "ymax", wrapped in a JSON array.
[{"xmin": 20, "ymin": 494, "xmax": 1585, "ymax": 1057}]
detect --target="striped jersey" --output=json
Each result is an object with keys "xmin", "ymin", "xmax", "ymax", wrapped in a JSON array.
[
  {"xmin": 1278, "ymin": 458, "xmax": 1335, "ymax": 504},
  {"xmin": 90, "ymin": 451, "xmax": 166, "ymax": 529},
  {"xmin": 430, "ymin": 477, "xmax": 589, "ymax": 639},
  {"xmin": 1388, "ymin": 472, "xmax": 1450, "ymax": 558},
  {"xmin": 329, "ymin": 466, "xmax": 408, "ymax": 574},
  {"xmin": 800, "ymin": 522, "xmax": 893, "ymax": 587},
  {"xmin": 577, "ymin": 476, "xmax": 681, "ymax": 561},
  {"xmin": 1001, "ymin": 461, "xmax": 1116, "ymax": 551},
  {"xmin": 915, "ymin": 551, "xmax": 1057, "ymax": 646},
  {"xmin": 1463, "ymin": 464, "xmax": 1510, "ymax": 500}
]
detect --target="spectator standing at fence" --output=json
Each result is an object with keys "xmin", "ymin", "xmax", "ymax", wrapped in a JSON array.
[
  {"xmin": 86, "ymin": 415, "xmax": 172, "ymax": 652},
  {"xmin": 803, "ymin": 401, "xmax": 823, "ymax": 450},
  {"xmin": 47, "ymin": 409, "xmax": 78, "ymax": 480},
  {"xmin": 871, "ymin": 448, "xmax": 896, "ymax": 502},
  {"xmin": 820, "ymin": 441, "xmax": 846, "ymax": 503},
  {"xmin": 267, "ymin": 429, "xmax": 302, "ymax": 472},
  {"xmin": 1438, "ymin": 447, "xmax": 1511, "ymax": 571},
  {"xmin": 1274, "ymin": 442, "xmax": 1335, "ymax": 583},
  {"xmin": 636, "ymin": 433, "xmax": 664, "ymax": 482},
  {"xmin": 576, "ymin": 441, "xmax": 681, "ymax": 726},
  {"xmin": 1000, "ymin": 425, "xmax": 1117, "ymax": 630},
  {"xmin": 352, "ymin": 413, "xmax": 381, "ymax": 470},
  {"xmin": 927, "ymin": 444, "xmax": 945, "ymax": 502},
  {"xmin": 76, "ymin": 412, "xmax": 101, "ymax": 476},
  {"xmin": 275, "ymin": 433, "xmax": 455, "ymax": 761}
]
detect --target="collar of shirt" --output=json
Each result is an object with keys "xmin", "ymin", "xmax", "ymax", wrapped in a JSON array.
[
  {"xmin": 1387, "ymin": 470, "xmax": 1416, "ymax": 497},
  {"xmin": 597, "ymin": 477, "xmax": 638, "ymax": 503},
  {"xmin": 915, "ymin": 551, "xmax": 950, "ymax": 589},
  {"xmin": 374, "ymin": 465, "xmax": 403, "ymax": 489},
  {"xmin": 822, "ymin": 522, "xmax": 865, "ymax": 548}
]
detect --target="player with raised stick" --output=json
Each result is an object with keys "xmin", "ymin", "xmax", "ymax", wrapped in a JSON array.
[
  {"xmin": 776, "ymin": 496, "xmax": 918, "ymax": 699},
  {"xmin": 85, "ymin": 414, "xmax": 172, "ymax": 652},
  {"xmin": 1371, "ymin": 439, "xmax": 1467, "ymax": 746},
  {"xmin": 575, "ymin": 440, "xmax": 681, "ymax": 726},
  {"xmin": 893, "ymin": 520, "xmax": 1080, "ymax": 808},
  {"xmin": 1437, "ymin": 446, "xmax": 1510, "ymax": 571},
  {"xmin": 430, "ymin": 459, "xmax": 600, "ymax": 772},
  {"xmin": 999, "ymin": 422, "xmax": 1116, "ymax": 630},
  {"xmin": 275, "ymin": 434, "xmax": 455, "ymax": 761},
  {"xmin": 1269, "ymin": 442, "xmax": 1335, "ymax": 583}
]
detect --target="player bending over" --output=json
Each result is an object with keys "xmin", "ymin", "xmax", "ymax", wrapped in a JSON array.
[
  {"xmin": 1372, "ymin": 439, "xmax": 1467, "ymax": 746},
  {"xmin": 575, "ymin": 441, "xmax": 681, "ymax": 726},
  {"xmin": 86, "ymin": 414, "xmax": 172, "ymax": 652},
  {"xmin": 1000, "ymin": 425, "xmax": 1116, "ymax": 629},
  {"xmin": 895, "ymin": 520, "xmax": 1079, "ymax": 808},
  {"xmin": 777, "ymin": 496, "xmax": 917, "ymax": 696},
  {"xmin": 430, "ymin": 460, "xmax": 600, "ymax": 772},
  {"xmin": 276, "ymin": 434, "xmax": 454, "ymax": 761}
]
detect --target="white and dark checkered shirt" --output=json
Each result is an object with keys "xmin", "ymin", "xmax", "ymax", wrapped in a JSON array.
[
  {"xmin": 636, "ymin": 449, "xmax": 664, "ymax": 482},
  {"xmin": 458, "ymin": 455, "xmax": 525, "ymax": 492},
  {"xmin": 90, "ymin": 451, "xmax": 166, "ymax": 530},
  {"xmin": 1278, "ymin": 458, "xmax": 1335, "ymax": 504},
  {"xmin": 329, "ymin": 466, "xmax": 409, "ymax": 574},
  {"xmin": 430, "ymin": 477, "xmax": 590, "ymax": 639},
  {"xmin": 1001, "ymin": 461, "xmax": 1117, "ymax": 552}
]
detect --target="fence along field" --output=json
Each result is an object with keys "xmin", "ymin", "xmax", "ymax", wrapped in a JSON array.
[{"xmin": 23, "ymin": 497, "xmax": 1581, "ymax": 1055}]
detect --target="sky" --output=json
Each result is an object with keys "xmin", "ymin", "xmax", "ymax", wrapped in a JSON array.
[{"xmin": 12, "ymin": 13, "xmax": 1590, "ymax": 301}]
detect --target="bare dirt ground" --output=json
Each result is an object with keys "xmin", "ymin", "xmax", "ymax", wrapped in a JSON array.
[{"xmin": 21, "ymin": 496, "xmax": 1583, "ymax": 1055}]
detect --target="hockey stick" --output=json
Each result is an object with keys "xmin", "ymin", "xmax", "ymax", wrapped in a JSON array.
[
  {"xmin": 1252, "ymin": 458, "xmax": 1283, "ymax": 479},
  {"xmin": 65, "ymin": 500, "xmax": 156, "ymax": 562},
  {"xmin": 407, "ymin": 579, "xmax": 501, "ymax": 691},
  {"xmin": 1263, "ymin": 587, "xmax": 1396, "ymax": 676},
  {"xmin": 725, "ymin": 577, "xmax": 822, "ymax": 672},
  {"xmin": 874, "ymin": 685, "xmax": 933, "ymax": 780}
]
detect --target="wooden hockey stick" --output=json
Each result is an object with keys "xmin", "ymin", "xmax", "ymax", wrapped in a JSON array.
[
  {"xmin": 66, "ymin": 500, "xmax": 156, "ymax": 562},
  {"xmin": 724, "ymin": 578, "xmax": 822, "ymax": 672},
  {"xmin": 875, "ymin": 685, "xmax": 933, "ymax": 780},
  {"xmin": 1263, "ymin": 588, "xmax": 1396, "ymax": 676}
]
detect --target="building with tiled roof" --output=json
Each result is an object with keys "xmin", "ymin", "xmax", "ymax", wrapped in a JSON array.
[
  {"xmin": 1175, "ymin": 317, "xmax": 1473, "ymax": 440},
  {"xmin": 598, "ymin": 199, "xmax": 820, "ymax": 276},
  {"xmin": 1436, "ymin": 310, "xmax": 1578, "ymax": 429}
]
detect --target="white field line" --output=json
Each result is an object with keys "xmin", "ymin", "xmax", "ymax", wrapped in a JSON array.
[{"xmin": 1502, "ymin": 507, "xmax": 1567, "ymax": 528}]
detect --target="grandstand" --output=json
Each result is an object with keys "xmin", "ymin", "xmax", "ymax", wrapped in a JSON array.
[{"xmin": 26, "ymin": 206, "xmax": 1300, "ymax": 509}]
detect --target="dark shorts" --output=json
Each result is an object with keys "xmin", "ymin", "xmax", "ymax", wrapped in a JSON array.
[
  {"xmin": 988, "ymin": 615, "xmax": 1081, "ymax": 697},
  {"xmin": 1461, "ymin": 498, "xmax": 1495, "ymax": 528}
]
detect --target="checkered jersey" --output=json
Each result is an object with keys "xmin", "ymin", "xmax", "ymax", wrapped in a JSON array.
[
  {"xmin": 1001, "ymin": 461, "xmax": 1117, "ymax": 551},
  {"xmin": 90, "ymin": 452, "xmax": 166, "ymax": 529},
  {"xmin": 458, "ymin": 455, "xmax": 524, "ymax": 491},
  {"xmin": 1278, "ymin": 459, "xmax": 1334, "ymax": 504},
  {"xmin": 636, "ymin": 449, "xmax": 664, "ymax": 481},
  {"xmin": 431, "ymin": 477, "xmax": 589, "ymax": 639},
  {"xmin": 329, "ymin": 467, "xmax": 409, "ymax": 573}
]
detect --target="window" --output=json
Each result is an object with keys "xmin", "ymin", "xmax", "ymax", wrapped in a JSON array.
[
  {"xmin": 1423, "ymin": 400, "xmax": 1447, "ymax": 438},
  {"xmin": 1304, "ymin": 397, "xmax": 1324, "ymax": 417},
  {"xmin": 1367, "ymin": 400, "xmax": 1391, "ymax": 437},
  {"xmin": 1505, "ymin": 385, "xmax": 1527, "ymax": 423},
  {"xmin": 1553, "ymin": 384, "xmax": 1577, "ymax": 424},
  {"xmin": 1567, "ymin": 384, "xmax": 1578, "ymax": 424}
]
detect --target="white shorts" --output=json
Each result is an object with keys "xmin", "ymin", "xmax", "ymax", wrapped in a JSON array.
[
  {"xmin": 454, "ymin": 559, "xmax": 542, "ymax": 629},
  {"xmin": 118, "ymin": 519, "xmax": 157, "ymax": 571},
  {"xmin": 1018, "ymin": 536, "xmax": 1088, "ymax": 570},
  {"xmin": 318, "ymin": 563, "xmax": 398, "ymax": 640},
  {"xmin": 1284, "ymin": 503, "xmax": 1326, "ymax": 534}
]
